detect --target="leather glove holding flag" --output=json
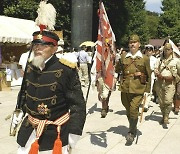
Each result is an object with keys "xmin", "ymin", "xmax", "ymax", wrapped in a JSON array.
[{"xmin": 96, "ymin": 1, "xmax": 116, "ymax": 91}]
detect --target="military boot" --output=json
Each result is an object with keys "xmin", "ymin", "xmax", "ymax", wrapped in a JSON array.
[
  {"xmin": 159, "ymin": 109, "xmax": 165, "ymax": 125},
  {"xmin": 174, "ymin": 108, "xmax": 179, "ymax": 115},
  {"xmin": 125, "ymin": 118, "xmax": 138, "ymax": 146},
  {"xmin": 101, "ymin": 100, "xmax": 109, "ymax": 118},
  {"xmin": 101, "ymin": 109, "xmax": 107, "ymax": 118},
  {"xmin": 163, "ymin": 115, "xmax": 169, "ymax": 124},
  {"xmin": 159, "ymin": 116, "xmax": 164, "ymax": 125},
  {"xmin": 162, "ymin": 114, "xmax": 169, "ymax": 129},
  {"xmin": 174, "ymin": 100, "xmax": 180, "ymax": 115},
  {"xmin": 164, "ymin": 106, "xmax": 171, "ymax": 124}
]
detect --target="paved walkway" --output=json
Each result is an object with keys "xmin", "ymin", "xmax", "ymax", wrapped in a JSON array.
[{"xmin": 0, "ymin": 86, "xmax": 180, "ymax": 154}]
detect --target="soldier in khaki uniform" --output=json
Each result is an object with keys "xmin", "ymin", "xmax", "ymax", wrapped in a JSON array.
[
  {"xmin": 154, "ymin": 43, "xmax": 180, "ymax": 128},
  {"xmin": 173, "ymin": 53, "xmax": 180, "ymax": 115},
  {"xmin": 115, "ymin": 34, "xmax": 151, "ymax": 145}
]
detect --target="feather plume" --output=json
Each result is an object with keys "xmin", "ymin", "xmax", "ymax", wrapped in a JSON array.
[{"xmin": 35, "ymin": 0, "xmax": 56, "ymax": 31}]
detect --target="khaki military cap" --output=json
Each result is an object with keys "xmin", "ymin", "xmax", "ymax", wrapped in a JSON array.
[
  {"xmin": 164, "ymin": 43, "xmax": 172, "ymax": 50},
  {"xmin": 129, "ymin": 34, "xmax": 140, "ymax": 42}
]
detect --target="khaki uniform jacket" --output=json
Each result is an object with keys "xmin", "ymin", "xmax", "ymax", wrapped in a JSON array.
[
  {"xmin": 115, "ymin": 51, "xmax": 151, "ymax": 94},
  {"xmin": 154, "ymin": 55, "xmax": 180, "ymax": 83}
]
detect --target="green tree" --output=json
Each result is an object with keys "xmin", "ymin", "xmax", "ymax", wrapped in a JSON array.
[
  {"xmin": 50, "ymin": 0, "xmax": 71, "ymax": 46},
  {"xmin": 146, "ymin": 11, "xmax": 159, "ymax": 39},
  {"xmin": 2, "ymin": 0, "xmax": 72, "ymax": 46},
  {"xmin": 103, "ymin": 0, "xmax": 129, "ymax": 48},
  {"xmin": 92, "ymin": 0, "xmax": 129, "ymax": 47},
  {"xmin": 2, "ymin": 0, "xmax": 152, "ymax": 47},
  {"xmin": 123, "ymin": 0, "xmax": 149, "ymax": 46},
  {"xmin": 3, "ymin": 0, "xmax": 38, "ymax": 20},
  {"xmin": 158, "ymin": 0, "xmax": 180, "ymax": 43},
  {"xmin": 93, "ymin": 0, "xmax": 148, "ymax": 47}
]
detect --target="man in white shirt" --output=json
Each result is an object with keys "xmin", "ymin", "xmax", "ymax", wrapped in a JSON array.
[{"xmin": 144, "ymin": 44, "xmax": 158, "ymax": 111}]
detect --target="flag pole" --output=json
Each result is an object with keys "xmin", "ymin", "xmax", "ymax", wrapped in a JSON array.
[
  {"xmin": 99, "ymin": 0, "xmax": 106, "ymax": 80},
  {"xmin": 85, "ymin": 47, "xmax": 96, "ymax": 104}
]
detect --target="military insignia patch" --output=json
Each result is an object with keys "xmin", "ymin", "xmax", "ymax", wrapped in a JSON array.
[
  {"xmin": 37, "ymin": 103, "xmax": 49, "ymax": 115},
  {"xmin": 37, "ymin": 34, "xmax": 43, "ymax": 39}
]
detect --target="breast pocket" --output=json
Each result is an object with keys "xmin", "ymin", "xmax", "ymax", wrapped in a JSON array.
[
  {"xmin": 122, "ymin": 59, "xmax": 132, "ymax": 70},
  {"xmin": 135, "ymin": 60, "xmax": 145, "ymax": 72}
]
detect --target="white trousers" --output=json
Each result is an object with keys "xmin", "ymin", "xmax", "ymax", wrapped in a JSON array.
[{"xmin": 17, "ymin": 130, "xmax": 69, "ymax": 154}]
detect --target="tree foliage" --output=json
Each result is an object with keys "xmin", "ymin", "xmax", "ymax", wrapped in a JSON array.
[
  {"xmin": 93, "ymin": 0, "xmax": 149, "ymax": 47},
  {"xmin": 124, "ymin": 0, "xmax": 149, "ymax": 46},
  {"xmin": 2, "ymin": 0, "xmax": 178, "ymax": 47},
  {"xmin": 49, "ymin": 0, "xmax": 71, "ymax": 46},
  {"xmin": 3, "ymin": 0, "xmax": 38, "ymax": 20},
  {"xmin": 158, "ymin": 0, "xmax": 180, "ymax": 43},
  {"xmin": 93, "ymin": 0, "xmax": 129, "ymax": 47},
  {"xmin": 2, "ymin": 0, "xmax": 71, "ymax": 46},
  {"xmin": 146, "ymin": 11, "xmax": 159, "ymax": 39}
]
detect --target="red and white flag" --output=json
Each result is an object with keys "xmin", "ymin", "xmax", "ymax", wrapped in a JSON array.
[{"xmin": 96, "ymin": 1, "xmax": 116, "ymax": 90}]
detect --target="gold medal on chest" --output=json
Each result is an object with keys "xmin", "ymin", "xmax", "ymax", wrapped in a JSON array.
[{"xmin": 37, "ymin": 103, "xmax": 49, "ymax": 115}]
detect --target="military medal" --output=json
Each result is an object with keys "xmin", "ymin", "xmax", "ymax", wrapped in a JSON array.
[{"xmin": 37, "ymin": 103, "xmax": 49, "ymax": 115}]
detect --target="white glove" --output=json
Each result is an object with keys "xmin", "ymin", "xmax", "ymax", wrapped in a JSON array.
[
  {"xmin": 12, "ymin": 110, "xmax": 24, "ymax": 128},
  {"xmin": 68, "ymin": 133, "xmax": 80, "ymax": 148}
]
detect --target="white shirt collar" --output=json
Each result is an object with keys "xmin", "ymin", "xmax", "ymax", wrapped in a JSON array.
[
  {"xmin": 125, "ymin": 50, "xmax": 143, "ymax": 58},
  {"xmin": 45, "ymin": 55, "xmax": 53, "ymax": 64}
]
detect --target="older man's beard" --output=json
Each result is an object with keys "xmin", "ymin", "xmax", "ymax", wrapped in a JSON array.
[{"xmin": 32, "ymin": 55, "xmax": 45, "ymax": 69}]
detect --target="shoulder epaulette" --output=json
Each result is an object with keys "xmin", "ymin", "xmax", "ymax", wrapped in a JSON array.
[{"xmin": 59, "ymin": 58, "xmax": 77, "ymax": 69}]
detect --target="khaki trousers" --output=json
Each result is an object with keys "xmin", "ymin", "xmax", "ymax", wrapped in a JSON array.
[
  {"xmin": 156, "ymin": 80, "xmax": 176, "ymax": 115},
  {"xmin": 78, "ymin": 63, "xmax": 89, "ymax": 86},
  {"xmin": 121, "ymin": 92, "xmax": 143, "ymax": 119}
]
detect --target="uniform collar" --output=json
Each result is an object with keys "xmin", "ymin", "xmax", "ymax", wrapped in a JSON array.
[
  {"xmin": 126, "ymin": 50, "xmax": 143, "ymax": 59},
  {"xmin": 160, "ymin": 54, "xmax": 173, "ymax": 62},
  {"xmin": 42, "ymin": 55, "xmax": 57, "ymax": 70},
  {"xmin": 45, "ymin": 55, "xmax": 53, "ymax": 64},
  {"xmin": 164, "ymin": 54, "xmax": 173, "ymax": 62}
]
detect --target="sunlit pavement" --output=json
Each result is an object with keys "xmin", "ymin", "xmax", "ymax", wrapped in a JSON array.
[{"xmin": 0, "ymin": 86, "xmax": 180, "ymax": 154}]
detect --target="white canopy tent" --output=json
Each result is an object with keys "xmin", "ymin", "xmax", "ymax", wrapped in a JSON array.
[
  {"xmin": 0, "ymin": 16, "xmax": 64, "ymax": 44},
  {"xmin": 0, "ymin": 16, "xmax": 40, "ymax": 44},
  {"xmin": 0, "ymin": 16, "xmax": 65, "ymax": 87}
]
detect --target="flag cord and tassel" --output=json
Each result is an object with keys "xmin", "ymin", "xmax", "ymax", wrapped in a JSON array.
[
  {"xmin": 28, "ymin": 139, "xmax": 39, "ymax": 154},
  {"xmin": 53, "ymin": 126, "xmax": 62, "ymax": 154}
]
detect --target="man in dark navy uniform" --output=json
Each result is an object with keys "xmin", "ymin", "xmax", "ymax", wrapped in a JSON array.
[{"xmin": 14, "ymin": 30, "xmax": 86, "ymax": 154}]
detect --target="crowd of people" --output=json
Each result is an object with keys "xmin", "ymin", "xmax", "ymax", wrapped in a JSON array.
[
  {"xmin": 8, "ymin": 3, "xmax": 179, "ymax": 152},
  {"xmin": 1, "ymin": 1, "xmax": 178, "ymax": 153},
  {"xmin": 12, "ymin": 31, "xmax": 180, "ymax": 152},
  {"xmin": 115, "ymin": 36, "xmax": 180, "ymax": 145}
]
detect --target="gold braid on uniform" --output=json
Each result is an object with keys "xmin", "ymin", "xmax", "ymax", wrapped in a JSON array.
[
  {"xmin": 59, "ymin": 58, "xmax": 77, "ymax": 68},
  {"xmin": 26, "ymin": 93, "xmax": 57, "ymax": 101},
  {"xmin": 26, "ymin": 79, "xmax": 57, "ymax": 88},
  {"xmin": 28, "ymin": 65, "xmax": 63, "ymax": 74}
]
